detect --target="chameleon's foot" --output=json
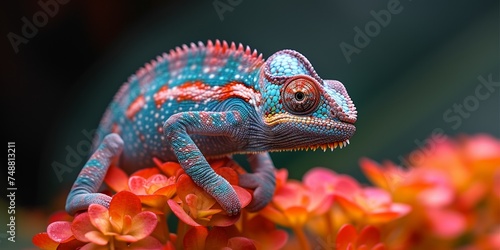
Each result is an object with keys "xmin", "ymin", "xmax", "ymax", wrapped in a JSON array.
[
  {"xmin": 239, "ymin": 172, "xmax": 275, "ymax": 212},
  {"xmin": 207, "ymin": 177, "xmax": 241, "ymax": 216},
  {"xmin": 65, "ymin": 133, "xmax": 124, "ymax": 215}
]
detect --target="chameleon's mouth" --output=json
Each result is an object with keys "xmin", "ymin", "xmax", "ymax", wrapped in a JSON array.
[
  {"xmin": 262, "ymin": 113, "xmax": 356, "ymax": 150},
  {"xmin": 299, "ymin": 139, "xmax": 351, "ymax": 151},
  {"xmin": 269, "ymin": 139, "xmax": 351, "ymax": 153}
]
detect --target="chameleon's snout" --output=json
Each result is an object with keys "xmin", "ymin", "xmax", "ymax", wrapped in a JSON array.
[{"xmin": 324, "ymin": 80, "xmax": 357, "ymax": 124}]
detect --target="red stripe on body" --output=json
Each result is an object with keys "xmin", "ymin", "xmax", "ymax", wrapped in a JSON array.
[
  {"xmin": 153, "ymin": 85, "xmax": 169, "ymax": 106},
  {"xmin": 152, "ymin": 81, "xmax": 261, "ymax": 107},
  {"xmin": 126, "ymin": 95, "xmax": 145, "ymax": 120},
  {"xmin": 176, "ymin": 81, "xmax": 212, "ymax": 102}
]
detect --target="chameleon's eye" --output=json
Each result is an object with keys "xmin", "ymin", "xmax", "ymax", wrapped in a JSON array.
[{"xmin": 281, "ymin": 76, "xmax": 320, "ymax": 115}]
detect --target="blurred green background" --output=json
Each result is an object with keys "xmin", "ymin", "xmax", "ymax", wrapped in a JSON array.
[{"xmin": 1, "ymin": 0, "xmax": 499, "ymax": 248}]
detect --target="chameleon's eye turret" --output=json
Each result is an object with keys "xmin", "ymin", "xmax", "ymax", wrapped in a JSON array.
[{"xmin": 281, "ymin": 76, "xmax": 320, "ymax": 115}]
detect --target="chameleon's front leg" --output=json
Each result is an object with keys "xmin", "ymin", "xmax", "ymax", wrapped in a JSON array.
[
  {"xmin": 239, "ymin": 153, "xmax": 276, "ymax": 211},
  {"xmin": 163, "ymin": 111, "xmax": 243, "ymax": 216},
  {"xmin": 65, "ymin": 133, "xmax": 123, "ymax": 215}
]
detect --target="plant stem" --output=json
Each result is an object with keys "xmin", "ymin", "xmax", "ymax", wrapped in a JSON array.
[
  {"xmin": 293, "ymin": 226, "xmax": 311, "ymax": 250},
  {"xmin": 109, "ymin": 237, "xmax": 115, "ymax": 250}
]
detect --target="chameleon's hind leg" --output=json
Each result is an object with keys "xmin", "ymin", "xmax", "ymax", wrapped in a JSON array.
[
  {"xmin": 239, "ymin": 153, "xmax": 276, "ymax": 212},
  {"xmin": 65, "ymin": 133, "xmax": 124, "ymax": 215}
]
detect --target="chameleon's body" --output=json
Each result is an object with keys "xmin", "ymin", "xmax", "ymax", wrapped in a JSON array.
[{"xmin": 66, "ymin": 40, "xmax": 357, "ymax": 216}]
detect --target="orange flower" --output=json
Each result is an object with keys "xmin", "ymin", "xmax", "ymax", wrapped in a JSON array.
[
  {"xmin": 260, "ymin": 169, "xmax": 334, "ymax": 228},
  {"xmin": 34, "ymin": 133, "xmax": 500, "ymax": 250},
  {"xmin": 360, "ymin": 134, "xmax": 500, "ymax": 248},
  {"xmin": 336, "ymin": 224, "xmax": 386, "ymax": 250},
  {"xmin": 238, "ymin": 215, "xmax": 289, "ymax": 249},
  {"xmin": 168, "ymin": 167, "xmax": 251, "ymax": 227},
  {"xmin": 128, "ymin": 173, "xmax": 177, "ymax": 213},
  {"xmin": 71, "ymin": 191, "xmax": 161, "ymax": 249},
  {"xmin": 334, "ymin": 182, "xmax": 411, "ymax": 225}
]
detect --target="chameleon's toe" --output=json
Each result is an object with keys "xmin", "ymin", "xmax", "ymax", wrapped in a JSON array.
[
  {"xmin": 218, "ymin": 195, "xmax": 241, "ymax": 216},
  {"xmin": 239, "ymin": 172, "xmax": 276, "ymax": 212},
  {"xmin": 209, "ymin": 178, "xmax": 241, "ymax": 216}
]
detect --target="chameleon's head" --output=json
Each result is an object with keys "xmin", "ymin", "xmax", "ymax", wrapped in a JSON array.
[{"xmin": 257, "ymin": 49, "xmax": 357, "ymax": 151}]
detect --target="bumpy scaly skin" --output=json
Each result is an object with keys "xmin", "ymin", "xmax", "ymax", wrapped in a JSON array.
[{"xmin": 66, "ymin": 40, "xmax": 357, "ymax": 216}]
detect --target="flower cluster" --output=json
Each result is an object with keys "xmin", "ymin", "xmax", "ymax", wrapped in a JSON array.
[{"xmin": 33, "ymin": 134, "xmax": 500, "ymax": 249}]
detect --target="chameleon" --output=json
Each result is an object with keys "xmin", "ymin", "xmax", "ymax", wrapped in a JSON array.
[{"xmin": 65, "ymin": 40, "xmax": 357, "ymax": 216}]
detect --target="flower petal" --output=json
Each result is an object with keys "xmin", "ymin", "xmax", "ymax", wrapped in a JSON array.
[
  {"xmin": 146, "ymin": 174, "xmax": 171, "ymax": 193},
  {"xmin": 108, "ymin": 191, "xmax": 142, "ymax": 229},
  {"xmin": 303, "ymin": 167, "xmax": 339, "ymax": 190},
  {"xmin": 79, "ymin": 242, "xmax": 110, "ymax": 250},
  {"xmin": 138, "ymin": 194, "xmax": 169, "ymax": 211},
  {"xmin": 71, "ymin": 212, "xmax": 96, "ymax": 242},
  {"xmin": 357, "ymin": 225, "xmax": 382, "ymax": 248},
  {"xmin": 153, "ymin": 184, "xmax": 177, "ymax": 198},
  {"xmin": 227, "ymin": 237, "xmax": 256, "ymax": 249},
  {"xmin": 273, "ymin": 182, "xmax": 307, "ymax": 211},
  {"xmin": 334, "ymin": 195, "xmax": 365, "ymax": 221},
  {"xmin": 131, "ymin": 167, "xmax": 160, "ymax": 178},
  {"xmin": 215, "ymin": 166, "xmax": 239, "ymax": 185},
  {"xmin": 47, "ymin": 221, "xmax": 73, "ymax": 243},
  {"xmin": 360, "ymin": 158, "xmax": 388, "ymax": 188},
  {"xmin": 336, "ymin": 224, "xmax": 358, "ymax": 250},
  {"xmin": 186, "ymin": 193, "xmax": 200, "ymax": 216},
  {"xmin": 32, "ymin": 232, "xmax": 59, "ymax": 249},
  {"xmin": 362, "ymin": 188, "xmax": 392, "ymax": 207},
  {"xmin": 426, "ymin": 208, "xmax": 466, "ymax": 238},
  {"xmin": 283, "ymin": 206, "xmax": 309, "ymax": 227},
  {"xmin": 207, "ymin": 212, "xmax": 240, "ymax": 227},
  {"xmin": 126, "ymin": 236, "xmax": 164, "ymax": 249},
  {"xmin": 55, "ymin": 239, "xmax": 88, "ymax": 250},
  {"xmin": 154, "ymin": 159, "xmax": 182, "ymax": 177},
  {"xmin": 259, "ymin": 205, "xmax": 289, "ymax": 227},
  {"xmin": 84, "ymin": 231, "xmax": 110, "ymax": 245},
  {"xmin": 48, "ymin": 211, "xmax": 73, "ymax": 223},
  {"xmin": 234, "ymin": 185, "xmax": 252, "ymax": 208},
  {"xmin": 104, "ymin": 164, "xmax": 130, "ymax": 192},
  {"xmin": 87, "ymin": 204, "xmax": 111, "ymax": 234},
  {"xmin": 184, "ymin": 226, "xmax": 208, "ymax": 250},
  {"xmin": 115, "ymin": 234, "xmax": 138, "ymax": 242},
  {"xmin": 167, "ymin": 199, "xmax": 201, "ymax": 227},
  {"xmin": 243, "ymin": 215, "xmax": 288, "ymax": 249},
  {"xmin": 128, "ymin": 176, "xmax": 148, "ymax": 195},
  {"xmin": 128, "ymin": 211, "xmax": 158, "ymax": 241},
  {"xmin": 176, "ymin": 174, "xmax": 216, "ymax": 207}
]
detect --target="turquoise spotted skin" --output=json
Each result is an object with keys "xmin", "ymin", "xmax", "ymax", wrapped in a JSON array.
[{"xmin": 66, "ymin": 40, "xmax": 357, "ymax": 216}]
